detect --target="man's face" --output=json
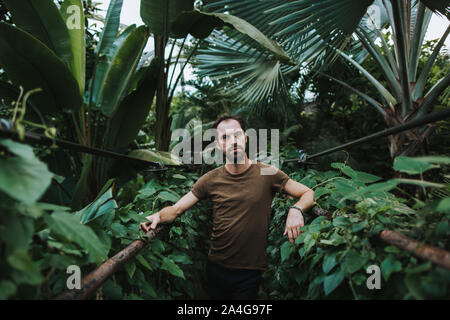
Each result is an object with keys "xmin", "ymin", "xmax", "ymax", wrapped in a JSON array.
[{"xmin": 215, "ymin": 119, "xmax": 247, "ymax": 164}]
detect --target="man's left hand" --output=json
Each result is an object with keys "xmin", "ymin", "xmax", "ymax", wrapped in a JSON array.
[{"xmin": 283, "ymin": 209, "xmax": 305, "ymax": 244}]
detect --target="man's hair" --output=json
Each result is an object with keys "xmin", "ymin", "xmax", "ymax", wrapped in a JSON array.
[{"xmin": 212, "ymin": 114, "xmax": 246, "ymax": 132}]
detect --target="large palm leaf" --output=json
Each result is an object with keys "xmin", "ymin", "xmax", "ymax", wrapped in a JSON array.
[
  {"xmin": 195, "ymin": 0, "xmax": 448, "ymax": 108},
  {"xmin": 195, "ymin": 0, "xmax": 384, "ymax": 105}
]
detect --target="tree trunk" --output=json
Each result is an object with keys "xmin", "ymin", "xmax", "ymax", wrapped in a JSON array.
[
  {"xmin": 154, "ymin": 35, "xmax": 172, "ymax": 152},
  {"xmin": 382, "ymin": 104, "xmax": 438, "ymax": 159}
]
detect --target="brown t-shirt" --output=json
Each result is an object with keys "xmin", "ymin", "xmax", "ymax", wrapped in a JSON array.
[{"xmin": 190, "ymin": 161, "xmax": 290, "ymax": 270}]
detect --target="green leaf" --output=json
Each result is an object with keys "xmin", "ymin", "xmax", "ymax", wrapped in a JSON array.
[
  {"xmin": 333, "ymin": 179, "xmax": 358, "ymax": 194},
  {"xmin": 355, "ymin": 26, "xmax": 402, "ymax": 100},
  {"xmin": 340, "ymin": 165, "xmax": 382, "ymax": 184},
  {"xmin": 41, "ymin": 253, "xmax": 77, "ymax": 270},
  {"xmin": 280, "ymin": 241, "xmax": 294, "ymax": 263},
  {"xmin": 0, "ymin": 139, "xmax": 53, "ymax": 204},
  {"xmin": 381, "ymin": 256, "xmax": 402, "ymax": 281},
  {"xmin": 413, "ymin": 25, "xmax": 450, "ymax": 100},
  {"xmin": 110, "ymin": 222, "xmax": 128, "ymax": 238},
  {"xmin": 303, "ymin": 234, "xmax": 316, "ymax": 254},
  {"xmin": 157, "ymin": 190, "xmax": 180, "ymax": 203},
  {"xmin": 161, "ymin": 257, "xmax": 185, "ymax": 279},
  {"xmin": 314, "ymin": 187, "xmax": 331, "ymax": 200},
  {"xmin": 352, "ymin": 220, "xmax": 368, "ymax": 232},
  {"xmin": 44, "ymin": 211, "xmax": 108, "ymax": 264},
  {"xmin": 332, "ymin": 216, "xmax": 350, "ymax": 228},
  {"xmin": 60, "ymin": 0, "xmax": 86, "ymax": 93},
  {"xmin": 95, "ymin": 0, "xmax": 123, "ymax": 56},
  {"xmin": 106, "ymin": 61, "xmax": 159, "ymax": 148},
  {"xmin": 0, "ymin": 281, "xmax": 17, "ymax": 300},
  {"xmin": 142, "ymin": 281, "xmax": 158, "ymax": 299},
  {"xmin": 0, "ymin": 22, "xmax": 82, "ymax": 114},
  {"xmin": 392, "ymin": 178, "xmax": 445, "ymax": 189},
  {"xmin": 174, "ymin": 10, "xmax": 294, "ymax": 65},
  {"xmin": 320, "ymin": 72, "xmax": 386, "ymax": 115},
  {"xmin": 323, "ymin": 269, "xmax": 344, "ymax": 296},
  {"xmin": 322, "ymin": 253, "xmax": 338, "ymax": 274},
  {"xmin": 90, "ymin": 24, "xmax": 136, "ymax": 107},
  {"xmin": 125, "ymin": 261, "xmax": 136, "ymax": 279},
  {"xmin": 140, "ymin": 0, "xmax": 194, "ymax": 37},
  {"xmin": 309, "ymin": 216, "xmax": 331, "ymax": 232},
  {"xmin": 7, "ymin": 249, "xmax": 43, "ymax": 285},
  {"xmin": 406, "ymin": 262, "xmax": 432, "ymax": 275},
  {"xmin": 393, "ymin": 156, "xmax": 442, "ymax": 175},
  {"xmin": 135, "ymin": 187, "xmax": 158, "ymax": 201},
  {"xmin": 336, "ymin": 48, "xmax": 398, "ymax": 107},
  {"xmin": 168, "ymin": 253, "xmax": 192, "ymax": 265},
  {"xmin": 294, "ymin": 231, "xmax": 308, "ymax": 245},
  {"xmin": 404, "ymin": 274, "xmax": 425, "ymax": 299},
  {"xmin": 97, "ymin": 25, "xmax": 149, "ymax": 117},
  {"xmin": 429, "ymin": 197, "xmax": 450, "ymax": 214},
  {"xmin": 129, "ymin": 149, "xmax": 183, "ymax": 166},
  {"xmin": 0, "ymin": 212, "xmax": 34, "ymax": 255},
  {"xmin": 136, "ymin": 254, "xmax": 153, "ymax": 271},
  {"xmin": 340, "ymin": 180, "xmax": 399, "ymax": 203},
  {"xmin": 102, "ymin": 279, "xmax": 123, "ymax": 300},
  {"xmin": 75, "ymin": 181, "xmax": 118, "ymax": 224},
  {"xmin": 3, "ymin": 0, "xmax": 73, "ymax": 64},
  {"xmin": 344, "ymin": 250, "xmax": 368, "ymax": 274}
]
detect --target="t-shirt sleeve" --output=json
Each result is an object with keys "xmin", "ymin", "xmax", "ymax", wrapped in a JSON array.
[
  {"xmin": 271, "ymin": 167, "xmax": 290, "ymax": 195},
  {"xmin": 190, "ymin": 173, "xmax": 209, "ymax": 200}
]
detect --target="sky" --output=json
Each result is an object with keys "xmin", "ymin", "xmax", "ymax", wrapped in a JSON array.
[{"xmin": 93, "ymin": 0, "xmax": 450, "ymax": 94}]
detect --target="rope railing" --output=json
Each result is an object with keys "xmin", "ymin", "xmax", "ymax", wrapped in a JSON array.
[
  {"xmin": 312, "ymin": 207, "xmax": 450, "ymax": 270},
  {"xmin": 2, "ymin": 109, "xmax": 449, "ymax": 300},
  {"xmin": 0, "ymin": 127, "xmax": 202, "ymax": 171},
  {"xmin": 54, "ymin": 207, "xmax": 450, "ymax": 300},
  {"xmin": 2, "ymin": 108, "xmax": 449, "ymax": 170},
  {"xmin": 379, "ymin": 230, "xmax": 450, "ymax": 270},
  {"xmin": 283, "ymin": 107, "xmax": 450, "ymax": 164}
]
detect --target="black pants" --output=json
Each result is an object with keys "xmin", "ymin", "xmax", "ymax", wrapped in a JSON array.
[{"xmin": 205, "ymin": 259, "xmax": 263, "ymax": 300}]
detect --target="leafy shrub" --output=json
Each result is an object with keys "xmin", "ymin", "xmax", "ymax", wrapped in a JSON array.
[
  {"xmin": 1, "ymin": 138, "xmax": 449, "ymax": 299},
  {"xmin": 262, "ymin": 156, "xmax": 450, "ymax": 299}
]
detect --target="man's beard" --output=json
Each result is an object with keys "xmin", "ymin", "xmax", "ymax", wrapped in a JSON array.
[{"xmin": 225, "ymin": 147, "xmax": 245, "ymax": 164}]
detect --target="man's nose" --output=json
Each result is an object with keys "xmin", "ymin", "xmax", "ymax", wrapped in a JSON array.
[{"xmin": 227, "ymin": 134, "xmax": 237, "ymax": 144}]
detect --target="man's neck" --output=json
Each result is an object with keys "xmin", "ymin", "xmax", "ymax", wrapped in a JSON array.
[{"xmin": 224, "ymin": 157, "xmax": 253, "ymax": 175}]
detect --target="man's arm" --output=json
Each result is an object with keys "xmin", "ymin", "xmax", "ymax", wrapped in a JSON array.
[
  {"xmin": 140, "ymin": 191, "xmax": 200, "ymax": 233},
  {"xmin": 282, "ymin": 179, "xmax": 315, "ymax": 244}
]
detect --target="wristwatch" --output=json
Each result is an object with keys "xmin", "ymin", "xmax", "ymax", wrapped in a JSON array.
[{"xmin": 290, "ymin": 205, "xmax": 305, "ymax": 215}]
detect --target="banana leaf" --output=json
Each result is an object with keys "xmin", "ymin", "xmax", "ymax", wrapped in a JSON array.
[
  {"xmin": 75, "ymin": 179, "xmax": 118, "ymax": 224},
  {"xmin": 60, "ymin": 0, "xmax": 86, "ymax": 93},
  {"xmin": 2, "ymin": 0, "xmax": 73, "ymax": 65},
  {"xmin": 129, "ymin": 150, "xmax": 183, "ymax": 166},
  {"xmin": 96, "ymin": 26, "xmax": 149, "ymax": 117},
  {"xmin": 0, "ymin": 22, "xmax": 82, "ymax": 114},
  {"xmin": 106, "ymin": 58, "xmax": 160, "ymax": 149},
  {"xmin": 140, "ymin": 0, "xmax": 194, "ymax": 37}
]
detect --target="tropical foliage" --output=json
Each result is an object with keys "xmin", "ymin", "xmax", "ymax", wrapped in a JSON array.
[
  {"xmin": 0, "ymin": 0, "xmax": 449, "ymax": 301},
  {"xmin": 1, "ymin": 138, "xmax": 449, "ymax": 299},
  {"xmin": 195, "ymin": 0, "xmax": 450, "ymax": 158}
]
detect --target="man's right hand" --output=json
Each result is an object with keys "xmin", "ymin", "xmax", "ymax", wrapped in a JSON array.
[{"xmin": 140, "ymin": 212, "xmax": 161, "ymax": 233}]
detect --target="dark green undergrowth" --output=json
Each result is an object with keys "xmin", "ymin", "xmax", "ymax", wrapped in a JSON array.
[{"xmin": 0, "ymin": 138, "xmax": 449, "ymax": 299}]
